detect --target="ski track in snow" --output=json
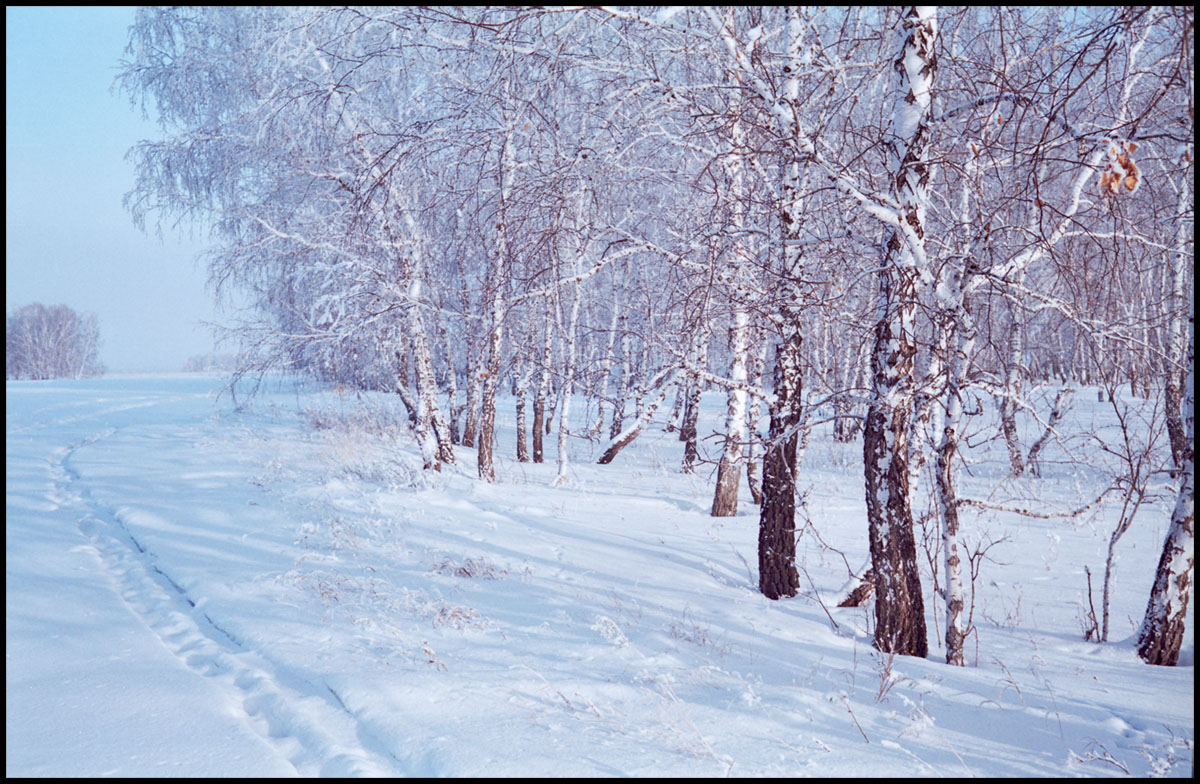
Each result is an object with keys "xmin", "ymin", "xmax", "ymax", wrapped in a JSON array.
[
  {"xmin": 46, "ymin": 425, "xmax": 404, "ymax": 777},
  {"xmin": 9, "ymin": 377, "xmax": 1194, "ymax": 777}
]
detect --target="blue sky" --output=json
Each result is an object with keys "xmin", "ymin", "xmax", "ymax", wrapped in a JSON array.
[{"xmin": 6, "ymin": 6, "xmax": 220, "ymax": 372}]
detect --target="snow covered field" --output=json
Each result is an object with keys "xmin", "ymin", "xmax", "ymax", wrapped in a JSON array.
[{"xmin": 6, "ymin": 375, "xmax": 1193, "ymax": 776}]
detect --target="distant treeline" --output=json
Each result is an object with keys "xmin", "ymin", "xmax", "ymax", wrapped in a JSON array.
[{"xmin": 181, "ymin": 352, "xmax": 239, "ymax": 373}]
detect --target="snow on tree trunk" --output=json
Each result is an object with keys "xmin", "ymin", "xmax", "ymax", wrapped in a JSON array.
[
  {"xmin": 1136, "ymin": 289, "xmax": 1194, "ymax": 666},
  {"xmin": 862, "ymin": 5, "xmax": 936, "ymax": 659},
  {"xmin": 753, "ymin": 6, "xmax": 813, "ymax": 598},
  {"xmin": 711, "ymin": 105, "xmax": 752, "ymax": 518},
  {"xmin": 393, "ymin": 348, "xmax": 420, "ymax": 429},
  {"xmin": 711, "ymin": 309, "xmax": 749, "ymax": 516},
  {"xmin": 477, "ymin": 326, "xmax": 502, "ymax": 482},
  {"xmin": 931, "ymin": 145, "xmax": 987, "ymax": 666},
  {"xmin": 833, "ymin": 340, "xmax": 865, "ymax": 443}
]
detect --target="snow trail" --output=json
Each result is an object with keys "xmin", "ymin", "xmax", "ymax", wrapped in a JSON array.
[{"xmin": 7, "ymin": 376, "xmax": 1194, "ymax": 777}]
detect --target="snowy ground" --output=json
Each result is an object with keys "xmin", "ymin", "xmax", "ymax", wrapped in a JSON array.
[{"xmin": 6, "ymin": 374, "xmax": 1193, "ymax": 776}]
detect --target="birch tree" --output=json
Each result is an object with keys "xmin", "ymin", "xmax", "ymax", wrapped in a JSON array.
[
  {"xmin": 1136, "ymin": 289, "xmax": 1194, "ymax": 666},
  {"xmin": 6, "ymin": 303, "xmax": 104, "ymax": 380}
]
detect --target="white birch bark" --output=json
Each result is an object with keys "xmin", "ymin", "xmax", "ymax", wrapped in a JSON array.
[
  {"xmin": 533, "ymin": 309, "xmax": 553, "ymax": 463},
  {"xmin": 999, "ymin": 271, "xmax": 1028, "ymax": 477},
  {"xmin": 515, "ymin": 353, "xmax": 530, "ymax": 462},
  {"xmin": 756, "ymin": 6, "xmax": 810, "ymax": 598},
  {"xmin": 681, "ymin": 330, "xmax": 709, "ymax": 473},
  {"xmin": 862, "ymin": 5, "xmax": 937, "ymax": 658},
  {"xmin": 1136, "ymin": 288, "xmax": 1194, "ymax": 666},
  {"xmin": 442, "ymin": 325, "xmax": 461, "ymax": 445},
  {"xmin": 711, "ymin": 11, "xmax": 753, "ymax": 517},
  {"xmin": 1163, "ymin": 163, "xmax": 1193, "ymax": 472},
  {"xmin": 596, "ymin": 369, "xmax": 682, "ymax": 465},
  {"xmin": 610, "ymin": 314, "xmax": 632, "ymax": 440},
  {"xmin": 593, "ymin": 289, "xmax": 621, "ymax": 437},
  {"xmin": 555, "ymin": 280, "xmax": 583, "ymax": 486},
  {"xmin": 746, "ymin": 335, "xmax": 767, "ymax": 506},
  {"xmin": 477, "ymin": 77, "xmax": 518, "ymax": 483}
]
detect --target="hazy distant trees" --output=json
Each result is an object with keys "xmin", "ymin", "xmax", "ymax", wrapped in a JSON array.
[
  {"xmin": 181, "ymin": 352, "xmax": 238, "ymax": 373},
  {"xmin": 6, "ymin": 303, "xmax": 104, "ymax": 380}
]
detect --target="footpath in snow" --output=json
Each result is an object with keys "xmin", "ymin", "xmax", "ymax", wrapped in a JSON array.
[{"xmin": 5, "ymin": 375, "xmax": 1194, "ymax": 776}]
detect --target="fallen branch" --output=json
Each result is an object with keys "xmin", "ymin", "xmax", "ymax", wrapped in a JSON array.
[{"xmin": 597, "ymin": 369, "xmax": 681, "ymax": 464}]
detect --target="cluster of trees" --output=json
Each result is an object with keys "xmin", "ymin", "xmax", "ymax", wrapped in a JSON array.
[
  {"xmin": 120, "ymin": 7, "xmax": 1192, "ymax": 666},
  {"xmin": 6, "ymin": 303, "xmax": 104, "ymax": 380},
  {"xmin": 181, "ymin": 352, "xmax": 239, "ymax": 373}
]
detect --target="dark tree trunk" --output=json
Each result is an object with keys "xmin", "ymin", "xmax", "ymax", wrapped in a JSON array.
[
  {"xmin": 863, "ymin": 260, "xmax": 928, "ymax": 659},
  {"xmin": 758, "ymin": 335, "xmax": 802, "ymax": 600},
  {"xmin": 711, "ymin": 456, "xmax": 741, "ymax": 517},
  {"xmin": 837, "ymin": 567, "xmax": 875, "ymax": 608},
  {"xmin": 532, "ymin": 397, "xmax": 545, "ymax": 463},
  {"xmin": 863, "ymin": 393, "xmax": 928, "ymax": 657}
]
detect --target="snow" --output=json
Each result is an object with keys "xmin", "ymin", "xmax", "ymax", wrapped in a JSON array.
[
  {"xmin": 6, "ymin": 375, "xmax": 1194, "ymax": 776},
  {"xmin": 654, "ymin": 7, "xmax": 686, "ymax": 26}
]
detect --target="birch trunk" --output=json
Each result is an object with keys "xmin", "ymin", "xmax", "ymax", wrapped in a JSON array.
[
  {"xmin": 462, "ymin": 345, "xmax": 480, "ymax": 448},
  {"xmin": 477, "ymin": 86, "xmax": 517, "ymax": 483},
  {"xmin": 442, "ymin": 325, "xmax": 461, "ymax": 445},
  {"xmin": 399, "ymin": 214, "xmax": 454, "ymax": 468},
  {"xmin": 515, "ymin": 354, "xmax": 530, "ymax": 462},
  {"xmin": 711, "ymin": 129, "xmax": 751, "ymax": 515},
  {"xmin": 609, "ymin": 316, "xmax": 632, "ymax": 440},
  {"xmin": 759, "ymin": 334, "xmax": 802, "ymax": 599},
  {"xmin": 407, "ymin": 304, "xmax": 455, "ymax": 468},
  {"xmin": 1163, "ymin": 167, "xmax": 1192, "ymax": 474},
  {"xmin": 594, "ymin": 291, "xmax": 621, "ymax": 437},
  {"xmin": 533, "ymin": 310, "xmax": 553, "ymax": 463},
  {"xmin": 999, "ymin": 275, "xmax": 1028, "ymax": 477},
  {"xmin": 555, "ymin": 281, "xmax": 583, "ymax": 485},
  {"xmin": 862, "ymin": 5, "xmax": 935, "ymax": 659},
  {"xmin": 755, "ymin": 6, "xmax": 811, "ymax": 598},
  {"xmin": 681, "ymin": 333, "xmax": 708, "ymax": 473},
  {"xmin": 711, "ymin": 305, "xmax": 749, "ymax": 516},
  {"xmin": 1136, "ymin": 289, "xmax": 1194, "ymax": 666},
  {"xmin": 746, "ymin": 336, "xmax": 766, "ymax": 506},
  {"xmin": 934, "ymin": 273, "xmax": 977, "ymax": 666}
]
